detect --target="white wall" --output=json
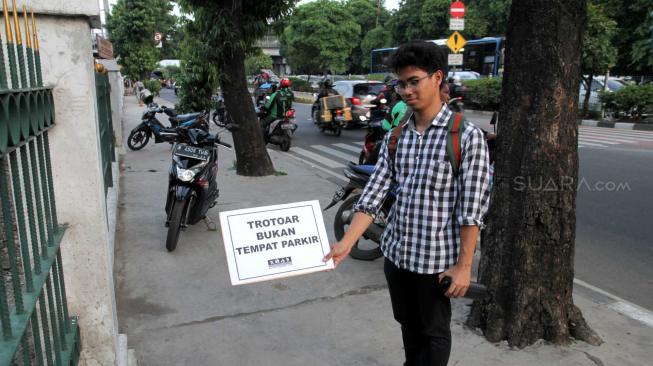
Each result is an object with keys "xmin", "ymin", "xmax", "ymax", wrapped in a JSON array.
[{"xmin": 37, "ymin": 10, "xmax": 119, "ymax": 366}]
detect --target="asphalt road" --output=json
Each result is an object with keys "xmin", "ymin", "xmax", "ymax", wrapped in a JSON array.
[{"xmin": 158, "ymin": 87, "xmax": 653, "ymax": 310}]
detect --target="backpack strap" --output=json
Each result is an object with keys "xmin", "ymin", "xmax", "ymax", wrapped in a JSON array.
[
  {"xmin": 388, "ymin": 110, "xmax": 412, "ymax": 169},
  {"xmin": 446, "ymin": 112, "xmax": 465, "ymax": 177}
]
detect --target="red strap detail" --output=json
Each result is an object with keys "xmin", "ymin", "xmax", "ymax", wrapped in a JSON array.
[{"xmin": 452, "ymin": 113, "xmax": 463, "ymax": 170}]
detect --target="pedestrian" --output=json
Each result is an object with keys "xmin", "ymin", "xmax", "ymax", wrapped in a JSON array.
[
  {"xmin": 135, "ymin": 80, "xmax": 145, "ymax": 106},
  {"xmin": 323, "ymin": 41, "xmax": 491, "ymax": 366}
]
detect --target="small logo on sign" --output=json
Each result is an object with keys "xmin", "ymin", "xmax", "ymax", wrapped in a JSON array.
[{"xmin": 268, "ymin": 257, "xmax": 292, "ymax": 268}]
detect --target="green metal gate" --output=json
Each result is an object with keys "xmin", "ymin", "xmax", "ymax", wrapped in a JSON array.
[{"xmin": 0, "ymin": 3, "xmax": 80, "ymax": 365}]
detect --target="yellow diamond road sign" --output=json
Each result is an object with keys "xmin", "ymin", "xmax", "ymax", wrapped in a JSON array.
[{"xmin": 447, "ymin": 31, "xmax": 467, "ymax": 53}]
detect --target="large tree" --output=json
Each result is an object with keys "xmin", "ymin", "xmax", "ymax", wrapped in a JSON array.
[
  {"xmin": 280, "ymin": 0, "xmax": 360, "ymax": 74},
  {"xmin": 468, "ymin": 0, "xmax": 602, "ymax": 347},
  {"xmin": 595, "ymin": 0, "xmax": 653, "ymax": 75},
  {"xmin": 390, "ymin": 0, "xmax": 488, "ymax": 44},
  {"xmin": 106, "ymin": 0, "xmax": 176, "ymax": 79},
  {"xmin": 580, "ymin": 4, "xmax": 618, "ymax": 117},
  {"xmin": 178, "ymin": 0, "xmax": 296, "ymax": 176},
  {"xmin": 345, "ymin": 0, "xmax": 391, "ymax": 73}
]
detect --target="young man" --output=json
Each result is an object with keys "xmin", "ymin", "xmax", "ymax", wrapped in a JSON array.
[{"xmin": 324, "ymin": 42, "xmax": 491, "ymax": 366}]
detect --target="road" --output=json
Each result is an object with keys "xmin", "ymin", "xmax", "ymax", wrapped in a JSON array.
[{"xmin": 159, "ymin": 87, "xmax": 653, "ymax": 310}]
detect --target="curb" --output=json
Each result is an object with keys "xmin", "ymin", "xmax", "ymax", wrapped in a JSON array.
[{"xmin": 578, "ymin": 119, "xmax": 653, "ymax": 131}]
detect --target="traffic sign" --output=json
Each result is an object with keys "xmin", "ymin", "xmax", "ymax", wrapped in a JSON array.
[
  {"xmin": 450, "ymin": 1, "xmax": 465, "ymax": 19},
  {"xmin": 447, "ymin": 31, "xmax": 467, "ymax": 53},
  {"xmin": 448, "ymin": 53, "xmax": 463, "ymax": 66},
  {"xmin": 450, "ymin": 18, "xmax": 465, "ymax": 31}
]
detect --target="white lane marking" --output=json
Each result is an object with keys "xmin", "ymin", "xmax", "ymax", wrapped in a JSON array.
[
  {"xmin": 352, "ymin": 141, "xmax": 364, "ymax": 146},
  {"xmin": 333, "ymin": 143, "xmax": 363, "ymax": 153},
  {"xmin": 578, "ymin": 136, "xmax": 621, "ymax": 145},
  {"xmin": 574, "ymin": 278, "xmax": 653, "ymax": 328},
  {"xmin": 291, "ymin": 147, "xmax": 344, "ymax": 169},
  {"xmin": 580, "ymin": 132, "xmax": 647, "ymax": 143},
  {"xmin": 581, "ymin": 127, "xmax": 653, "ymax": 138},
  {"xmin": 580, "ymin": 134, "xmax": 643, "ymax": 144},
  {"xmin": 581, "ymin": 132, "xmax": 653, "ymax": 142},
  {"xmin": 312, "ymin": 145, "xmax": 359, "ymax": 162},
  {"xmin": 577, "ymin": 141, "xmax": 606, "ymax": 147},
  {"xmin": 279, "ymin": 149, "xmax": 346, "ymax": 181}
]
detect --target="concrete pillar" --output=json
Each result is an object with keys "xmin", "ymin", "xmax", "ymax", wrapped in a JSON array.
[
  {"xmin": 98, "ymin": 59, "xmax": 125, "ymax": 151},
  {"xmin": 30, "ymin": 1, "xmax": 118, "ymax": 365}
]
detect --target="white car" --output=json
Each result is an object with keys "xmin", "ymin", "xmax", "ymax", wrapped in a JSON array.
[{"xmin": 579, "ymin": 77, "xmax": 628, "ymax": 112}]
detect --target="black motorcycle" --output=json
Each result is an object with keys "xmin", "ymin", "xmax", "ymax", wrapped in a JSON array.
[
  {"xmin": 211, "ymin": 92, "xmax": 233, "ymax": 127},
  {"xmin": 324, "ymin": 162, "xmax": 394, "ymax": 260},
  {"xmin": 259, "ymin": 108, "xmax": 298, "ymax": 152},
  {"xmin": 164, "ymin": 124, "xmax": 239, "ymax": 252},
  {"xmin": 127, "ymin": 102, "xmax": 208, "ymax": 151}
]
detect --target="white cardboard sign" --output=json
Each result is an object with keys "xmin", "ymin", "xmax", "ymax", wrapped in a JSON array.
[
  {"xmin": 219, "ymin": 200, "xmax": 334, "ymax": 285},
  {"xmin": 448, "ymin": 53, "xmax": 464, "ymax": 66},
  {"xmin": 449, "ymin": 18, "xmax": 465, "ymax": 31}
]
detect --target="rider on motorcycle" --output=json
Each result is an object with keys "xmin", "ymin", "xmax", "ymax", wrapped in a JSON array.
[{"xmin": 261, "ymin": 78, "xmax": 293, "ymax": 131}]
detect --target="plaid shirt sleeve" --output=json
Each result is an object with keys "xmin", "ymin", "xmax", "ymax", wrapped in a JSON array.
[
  {"xmin": 458, "ymin": 125, "xmax": 491, "ymax": 227},
  {"xmin": 353, "ymin": 133, "xmax": 394, "ymax": 217}
]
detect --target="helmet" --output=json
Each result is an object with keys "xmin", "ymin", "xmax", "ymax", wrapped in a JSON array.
[
  {"xmin": 324, "ymin": 79, "xmax": 333, "ymax": 87},
  {"xmin": 280, "ymin": 78, "xmax": 291, "ymax": 88},
  {"xmin": 262, "ymin": 72, "xmax": 270, "ymax": 80}
]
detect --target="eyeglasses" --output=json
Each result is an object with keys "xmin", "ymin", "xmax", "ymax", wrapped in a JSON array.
[{"xmin": 394, "ymin": 73, "xmax": 433, "ymax": 93}]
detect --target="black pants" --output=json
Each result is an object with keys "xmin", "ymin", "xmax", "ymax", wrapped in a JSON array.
[{"xmin": 384, "ymin": 258, "xmax": 452, "ymax": 366}]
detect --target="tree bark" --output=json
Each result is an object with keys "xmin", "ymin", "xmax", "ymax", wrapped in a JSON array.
[
  {"xmin": 218, "ymin": 0, "xmax": 275, "ymax": 177},
  {"xmin": 467, "ymin": 0, "xmax": 602, "ymax": 348},
  {"xmin": 581, "ymin": 74, "xmax": 593, "ymax": 117}
]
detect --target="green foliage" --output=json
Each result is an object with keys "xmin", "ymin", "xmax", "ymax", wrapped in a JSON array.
[
  {"xmin": 599, "ymin": 84, "xmax": 653, "ymax": 119},
  {"xmin": 142, "ymin": 79, "xmax": 162, "ymax": 96},
  {"xmin": 582, "ymin": 4, "xmax": 618, "ymax": 76},
  {"xmin": 462, "ymin": 78, "xmax": 503, "ymax": 110},
  {"xmin": 288, "ymin": 77, "xmax": 314, "ymax": 92},
  {"xmin": 161, "ymin": 65, "xmax": 182, "ymax": 81},
  {"xmin": 390, "ymin": 0, "xmax": 499, "ymax": 44},
  {"xmin": 466, "ymin": 0, "xmax": 512, "ymax": 37},
  {"xmin": 595, "ymin": 0, "xmax": 653, "ymax": 74},
  {"xmin": 361, "ymin": 26, "xmax": 393, "ymax": 69},
  {"xmin": 245, "ymin": 49, "xmax": 274, "ymax": 76},
  {"xmin": 106, "ymin": 0, "xmax": 176, "ymax": 80},
  {"xmin": 281, "ymin": 0, "xmax": 361, "ymax": 74},
  {"xmin": 345, "ymin": 0, "xmax": 391, "ymax": 73}
]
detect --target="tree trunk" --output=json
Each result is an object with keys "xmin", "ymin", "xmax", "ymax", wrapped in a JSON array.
[
  {"xmin": 581, "ymin": 74, "xmax": 593, "ymax": 117},
  {"xmin": 218, "ymin": 0, "xmax": 275, "ymax": 177},
  {"xmin": 467, "ymin": 0, "xmax": 602, "ymax": 348}
]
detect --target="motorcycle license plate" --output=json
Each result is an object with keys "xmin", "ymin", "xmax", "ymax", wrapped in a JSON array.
[
  {"xmin": 332, "ymin": 187, "xmax": 346, "ymax": 202},
  {"xmin": 281, "ymin": 123, "xmax": 296, "ymax": 130},
  {"xmin": 174, "ymin": 144, "xmax": 210, "ymax": 161}
]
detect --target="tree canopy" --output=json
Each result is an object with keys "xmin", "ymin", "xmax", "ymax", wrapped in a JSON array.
[
  {"xmin": 106, "ymin": 0, "xmax": 176, "ymax": 80},
  {"xmin": 281, "ymin": 0, "xmax": 361, "ymax": 74},
  {"xmin": 582, "ymin": 3, "xmax": 618, "ymax": 76}
]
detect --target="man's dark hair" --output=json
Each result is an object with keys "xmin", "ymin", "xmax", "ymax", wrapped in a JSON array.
[{"xmin": 390, "ymin": 41, "xmax": 448, "ymax": 76}]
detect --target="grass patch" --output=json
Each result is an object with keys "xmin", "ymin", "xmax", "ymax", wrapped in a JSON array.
[
  {"xmin": 274, "ymin": 170, "xmax": 288, "ymax": 176},
  {"xmin": 294, "ymin": 96, "xmax": 314, "ymax": 104}
]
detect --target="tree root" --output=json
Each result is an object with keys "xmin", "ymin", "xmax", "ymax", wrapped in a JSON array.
[{"xmin": 568, "ymin": 304, "xmax": 603, "ymax": 345}]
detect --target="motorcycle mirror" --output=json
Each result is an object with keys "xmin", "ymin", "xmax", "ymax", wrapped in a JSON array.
[
  {"xmin": 380, "ymin": 98, "xmax": 387, "ymax": 104},
  {"xmin": 225, "ymin": 123, "xmax": 240, "ymax": 132}
]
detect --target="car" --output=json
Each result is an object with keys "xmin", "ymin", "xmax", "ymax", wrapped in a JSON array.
[
  {"xmin": 579, "ymin": 76, "xmax": 628, "ymax": 112},
  {"xmin": 332, "ymin": 80, "xmax": 385, "ymax": 126},
  {"xmin": 447, "ymin": 71, "xmax": 481, "ymax": 80}
]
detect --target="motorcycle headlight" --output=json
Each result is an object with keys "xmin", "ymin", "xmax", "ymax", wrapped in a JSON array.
[{"xmin": 177, "ymin": 168, "xmax": 195, "ymax": 182}]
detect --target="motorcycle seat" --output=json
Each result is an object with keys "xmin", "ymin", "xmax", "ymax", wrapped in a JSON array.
[
  {"xmin": 170, "ymin": 112, "xmax": 202, "ymax": 123},
  {"xmin": 347, "ymin": 161, "xmax": 375, "ymax": 176}
]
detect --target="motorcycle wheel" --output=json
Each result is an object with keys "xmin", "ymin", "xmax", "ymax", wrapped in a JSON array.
[
  {"xmin": 333, "ymin": 194, "xmax": 383, "ymax": 261},
  {"xmin": 279, "ymin": 135, "xmax": 290, "ymax": 152},
  {"xmin": 166, "ymin": 199, "xmax": 187, "ymax": 252},
  {"xmin": 333, "ymin": 126, "xmax": 342, "ymax": 137},
  {"xmin": 127, "ymin": 129, "xmax": 149, "ymax": 151},
  {"xmin": 358, "ymin": 151, "xmax": 366, "ymax": 165},
  {"xmin": 312, "ymin": 109, "xmax": 320, "ymax": 125}
]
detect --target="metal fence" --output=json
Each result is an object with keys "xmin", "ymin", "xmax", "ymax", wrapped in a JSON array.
[{"xmin": 0, "ymin": 2, "xmax": 80, "ymax": 365}]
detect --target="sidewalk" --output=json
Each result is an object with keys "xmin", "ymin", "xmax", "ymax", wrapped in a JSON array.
[{"xmin": 115, "ymin": 95, "xmax": 652, "ymax": 366}]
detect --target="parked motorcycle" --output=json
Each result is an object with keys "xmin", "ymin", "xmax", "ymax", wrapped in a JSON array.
[
  {"xmin": 324, "ymin": 162, "xmax": 394, "ymax": 260},
  {"xmin": 358, "ymin": 97, "xmax": 465, "ymax": 165},
  {"xmin": 164, "ymin": 123, "xmax": 239, "ymax": 252},
  {"xmin": 127, "ymin": 103, "xmax": 209, "ymax": 151},
  {"xmin": 211, "ymin": 92, "xmax": 233, "ymax": 127},
  {"xmin": 260, "ymin": 108, "xmax": 298, "ymax": 152}
]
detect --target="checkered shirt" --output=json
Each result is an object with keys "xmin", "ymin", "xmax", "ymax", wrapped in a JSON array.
[{"xmin": 353, "ymin": 104, "xmax": 491, "ymax": 274}]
